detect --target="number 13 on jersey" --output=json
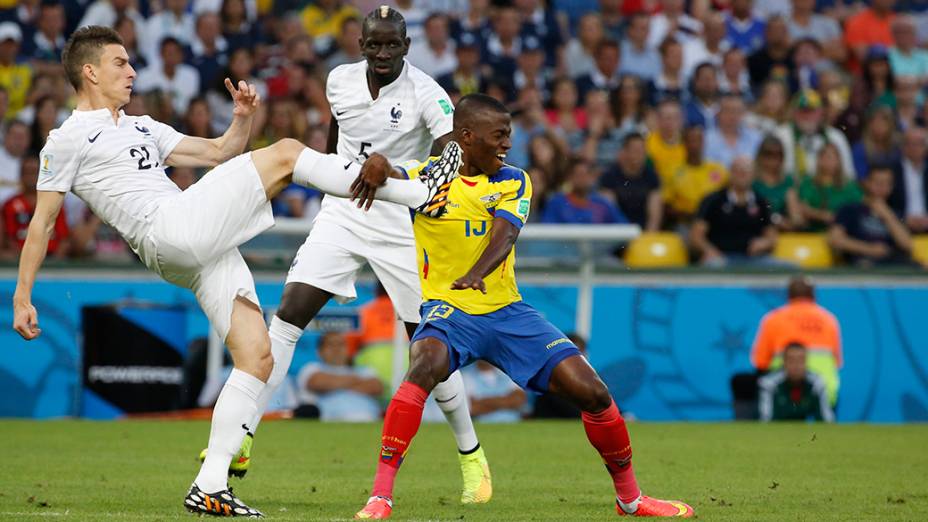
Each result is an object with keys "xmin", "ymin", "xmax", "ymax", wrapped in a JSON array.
[{"xmin": 425, "ymin": 303, "xmax": 454, "ymax": 322}]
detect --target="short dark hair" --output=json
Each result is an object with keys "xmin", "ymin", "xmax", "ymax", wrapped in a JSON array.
[
  {"xmin": 363, "ymin": 5, "xmax": 406, "ymax": 38},
  {"xmin": 62, "ymin": 26, "xmax": 124, "ymax": 91},
  {"xmin": 454, "ymin": 93, "xmax": 509, "ymax": 129},
  {"xmin": 784, "ymin": 342, "xmax": 806, "ymax": 355},
  {"xmin": 622, "ymin": 132, "xmax": 645, "ymax": 147}
]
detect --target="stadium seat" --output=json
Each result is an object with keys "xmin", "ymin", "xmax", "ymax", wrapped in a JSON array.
[
  {"xmin": 624, "ymin": 232, "xmax": 688, "ymax": 268},
  {"xmin": 912, "ymin": 235, "xmax": 928, "ymax": 266},
  {"xmin": 773, "ymin": 234, "xmax": 834, "ymax": 268}
]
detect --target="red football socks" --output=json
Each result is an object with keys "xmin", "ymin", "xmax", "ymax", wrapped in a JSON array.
[
  {"xmin": 371, "ymin": 381, "xmax": 429, "ymax": 499},
  {"xmin": 581, "ymin": 400, "xmax": 641, "ymax": 504}
]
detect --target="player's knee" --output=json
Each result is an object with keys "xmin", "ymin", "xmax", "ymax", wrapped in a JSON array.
[
  {"xmin": 275, "ymin": 302, "xmax": 305, "ymax": 329},
  {"xmin": 272, "ymin": 138, "xmax": 305, "ymax": 172},
  {"xmin": 576, "ymin": 379, "xmax": 613, "ymax": 413},
  {"xmin": 406, "ymin": 340, "xmax": 448, "ymax": 391},
  {"xmin": 233, "ymin": 333, "xmax": 273, "ymax": 382}
]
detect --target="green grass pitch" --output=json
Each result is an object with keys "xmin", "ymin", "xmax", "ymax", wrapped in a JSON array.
[{"xmin": 2, "ymin": 420, "xmax": 926, "ymax": 521}]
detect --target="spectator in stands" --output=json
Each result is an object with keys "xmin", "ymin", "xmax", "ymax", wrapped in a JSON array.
[
  {"xmin": 0, "ymin": 120, "xmax": 30, "ymax": 204},
  {"xmin": 718, "ymin": 48, "xmax": 752, "ymax": 102},
  {"xmin": 296, "ymin": 332, "xmax": 384, "ymax": 422},
  {"xmin": 545, "ymin": 77, "xmax": 585, "ymax": 147},
  {"xmin": 894, "ymin": 75, "xmax": 923, "ymax": 132},
  {"xmin": 190, "ymin": 12, "xmax": 229, "ymax": 94},
  {"xmin": 461, "ymin": 360, "xmax": 527, "ymax": 423},
  {"xmin": 601, "ymin": 132, "xmax": 663, "ymax": 231},
  {"xmin": 30, "ymin": 1, "xmax": 66, "ymax": 63},
  {"xmin": 829, "ymin": 166, "xmax": 915, "ymax": 266},
  {"xmin": 532, "ymin": 333, "xmax": 587, "ymax": 419},
  {"xmin": 610, "ymin": 74, "xmax": 650, "ymax": 137},
  {"xmin": 0, "ymin": 87, "xmax": 7, "ymax": 136},
  {"xmin": 300, "ymin": 0, "xmax": 359, "ymax": 57},
  {"xmin": 775, "ymin": 89, "xmax": 856, "ymax": 180},
  {"xmin": 790, "ymin": 38, "xmax": 825, "ymax": 94},
  {"xmin": 852, "ymin": 106, "xmax": 901, "ymax": 181},
  {"xmin": 0, "ymin": 22, "xmax": 29, "ymax": 118},
  {"xmin": 747, "ymin": 16, "xmax": 792, "ymax": 89},
  {"xmin": 576, "ymin": 39, "xmax": 621, "ymax": 101},
  {"xmin": 1, "ymin": 156, "xmax": 68, "ymax": 259},
  {"xmin": 221, "ymin": 0, "xmax": 262, "ymax": 52},
  {"xmin": 325, "ymin": 16, "xmax": 363, "ymax": 70},
  {"xmin": 691, "ymin": 156, "xmax": 778, "ymax": 266},
  {"xmin": 845, "ymin": 0, "xmax": 897, "ymax": 70},
  {"xmin": 648, "ymin": 0, "xmax": 702, "ymax": 49},
  {"xmin": 253, "ymin": 98, "xmax": 305, "ymax": 150},
  {"xmin": 513, "ymin": 37, "xmax": 551, "ymax": 98},
  {"xmin": 207, "ymin": 46, "xmax": 266, "ymax": 131},
  {"xmin": 135, "ymin": 37, "xmax": 200, "ymax": 116},
  {"xmin": 725, "ymin": 0, "xmax": 766, "ymax": 54},
  {"xmin": 407, "ymin": 13, "xmax": 456, "ymax": 79},
  {"xmin": 28, "ymin": 95, "xmax": 57, "ymax": 153},
  {"xmin": 453, "ymin": 0, "xmax": 491, "ymax": 37},
  {"xmin": 651, "ymin": 37, "xmax": 686, "ymax": 104},
  {"xmin": 529, "ymin": 132, "xmax": 570, "ymax": 191},
  {"xmin": 853, "ymin": 47, "xmax": 896, "ymax": 114},
  {"xmin": 890, "ymin": 15, "xmax": 928, "ymax": 82},
  {"xmin": 787, "ymin": 0, "xmax": 845, "ymax": 64},
  {"xmin": 891, "ymin": 126, "xmax": 928, "ymax": 232},
  {"xmin": 581, "ymin": 89, "xmax": 630, "ymax": 169},
  {"xmin": 647, "ymin": 99, "xmax": 686, "ymax": 188},
  {"xmin": 704, "ymin": 94, "xmax": 762, "ymax": 169},
  {"xmin": 78, "ymin": 0, "xmax": 145, "ymax": 35},
  {"xmin": 619, "ymin": 13, "xmax": 660, "ymax": 82},
  {"xmin": 682, "ymin": 12, "xmax": 727, "ymax": 79},
  {"xmin": 515, "ymin": 0, "xmax": 563, "ymax": 67},
  {"xmin": 684, "ymin": 63, "xmax": 720, "ymax": 128},
  {"xmin": 144, "ymin": 0, "xmax": 194, "ymax": 65},
  {"xmin": 114, "ymin": 14, "xmax": 147, "ymax": 70},
  {"xmin": 798, "ymin": 144, "xmax": 864, "ymax": 231},
  {"xmin": 752, "ymin": 276, "xmax": 842, "ymax": 406},
  {"xmin": 753, "ymin": 135, "xmax": 802, "ymax": 230},
  {"xmin": 542, "ymin": 158, "xmax": 628, "ymax": 224},
  {"xmin": 437, "ymin": 32, "xmax": 485, "ymax": 100},
  {"xmin": 665, "ymin": 125, "xmax": 729, "ymax": 222},
  {"xmin": 759, "ymin": 343, "xmax": 835, "ymax": 422},
  {"xmin": 527, "ymin": 167, "xmax": 551, "ymax": 220},
  {"xmin": 564, "ymin": 12, "xmax": 603, "ymax": 80},
  {"xmin": 752, "ymin": 72, "xmax": 786, "ymax": 113},
  {"xmin": 599, "ymin": 0, "xmax": 624, "ymax": 42},
  {"xmin": 182, "ymin": 96, "xmax": 216, "ymax": 139},
  {"xmin": 485, "ymin": 6, "xmax": 523, "ymax": 82}
]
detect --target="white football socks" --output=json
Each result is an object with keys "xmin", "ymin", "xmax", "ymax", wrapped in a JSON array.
[
  {"xmin": 249, "ymin": 316, "xmax": 303, "ymax": 432},
  {"xmin": 195, "ymin": 368, "xmax": 265, "ymax": 493},
  {"xmin": 433, "ymin": 370, "xmax": 480, "ymax": 453},
  {"xmin": 292, "ymin": 148, "xmax": 429, "ymax": 208},
  {"xmin": 618, "ymin": 495, "xmax": 642, "ymax": 514}
]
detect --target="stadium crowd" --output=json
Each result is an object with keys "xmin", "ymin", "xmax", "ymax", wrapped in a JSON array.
[{"xmin": 2, "ymin": 0, "xmax": 928, "ymax": 268}]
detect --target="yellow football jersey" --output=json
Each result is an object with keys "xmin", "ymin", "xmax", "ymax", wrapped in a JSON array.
[{"xmin": 401, "ymin": 158, "xmax": 532, "ymax": 315}]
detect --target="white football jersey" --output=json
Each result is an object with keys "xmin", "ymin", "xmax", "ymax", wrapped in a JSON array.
[
  {"xmin": 319, "ymin": 60, "xmax": 454, "ymax": 243},
  {"xmin": 37, "ymin": 108, "xmax": 184, "ymax": 253}
]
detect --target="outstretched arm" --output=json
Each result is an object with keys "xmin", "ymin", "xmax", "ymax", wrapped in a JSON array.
[
  {"xmin": 452, "ymin": 218, "xmax": 520, "ymax": 294},
  {"xmin": 13, "ymin": 191, "xmax": 65, "ymax": 340},
  {"xmin": 166, "ymin": 79, "xmax": 260, "ymax": 168}
]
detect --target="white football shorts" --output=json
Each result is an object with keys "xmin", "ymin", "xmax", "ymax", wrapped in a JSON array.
[
  {"xmin": 141, "ymin": 153, "xmax": 274, "ymax": 340},
  {"xmin": 285, "ymin": 219, "xmax": 422, "ymax": 323}
]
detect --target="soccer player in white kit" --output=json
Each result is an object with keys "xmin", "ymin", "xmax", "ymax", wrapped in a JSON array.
[
  {"xmin": 228, "ymin": 7, "xmax": 493, "ymax": 505},
  {"xmin": 11, "ymin": 26, "xmax": 460, "ymax": 518}
]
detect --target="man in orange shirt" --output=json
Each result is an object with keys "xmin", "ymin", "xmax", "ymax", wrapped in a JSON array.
[
  {"xmin": 751, "ymin": 275, "xmax": 842, "ymax": 405},
  {"xmin": 845, "ymin": 0, "xmax": 897, "ymax": 72}
]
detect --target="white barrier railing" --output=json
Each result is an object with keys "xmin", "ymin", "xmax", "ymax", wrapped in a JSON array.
[{"xmin": 209, "ymin": 220, "xmax": 641, "ymax": 386}]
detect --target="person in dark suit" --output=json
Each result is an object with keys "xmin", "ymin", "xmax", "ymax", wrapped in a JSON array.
[{"xmin": 891, "ymin": 126, "xmax": 928, "ymax": 233}]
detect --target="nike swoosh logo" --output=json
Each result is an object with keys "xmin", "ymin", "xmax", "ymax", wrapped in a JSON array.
[
  {"xmin": 435, "ymin": 394, "xmax": 458, "ymax": 404},
  {"xmin": 344, "ymin": 162, "xmax": 353, "ymax": 170},
  {"xmin": 241, "ymin": 423, "xmax": 251, "ymax": 432},
  {"xmin": 88, "ymin": 130, "xmax": 102, "ymax": 143},
  {"xmin": 336, "ymin": 110, "xmax": 347, "ymax": 116}
]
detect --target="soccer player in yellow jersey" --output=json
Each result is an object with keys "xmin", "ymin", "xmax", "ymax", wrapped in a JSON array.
[{"xmin": 351, "ymin": 94, "xmax": 694, "ymax": 519}]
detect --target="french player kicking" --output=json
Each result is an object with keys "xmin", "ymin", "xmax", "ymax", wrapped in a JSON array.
[
  {"xmin": 201, "ymin": 6, "xmax": 493, "ymax": 506},
  {"xmin": 11, "ymin": 26, "xmax": 458, "ymax": 518}
]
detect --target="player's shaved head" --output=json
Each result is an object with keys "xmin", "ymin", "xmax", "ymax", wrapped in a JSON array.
[
  {"xmin": 787, "ymin": 275, "xmax": 815, "ymax": 300},
  {"xmin": 363, "ymin": 5, "xmax": 406, "ymax": 38},
  {"xmin": 62, "ymin": 25, "xmax": 124, "ymax": 91},
  {"xmin": 453, "ymin": 93, "xmax": 509, "ymax": 132}
]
